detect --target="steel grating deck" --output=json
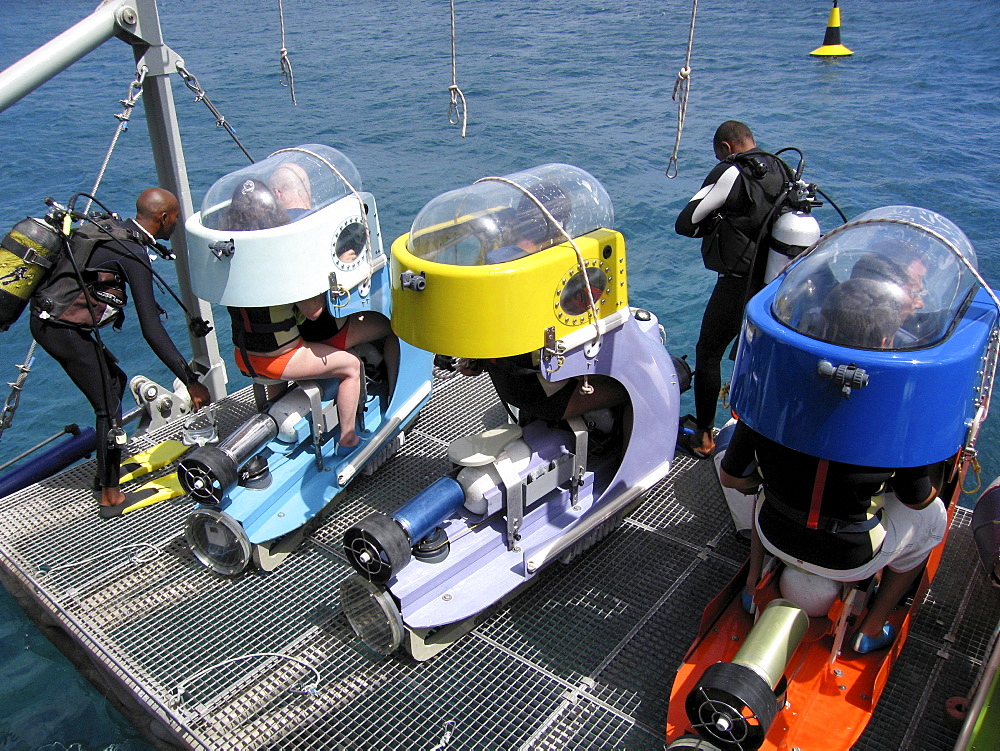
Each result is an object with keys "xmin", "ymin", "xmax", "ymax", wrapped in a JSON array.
[{"xmin": 0, "ymin": 371, "xmax": 997, "ymax": 750}]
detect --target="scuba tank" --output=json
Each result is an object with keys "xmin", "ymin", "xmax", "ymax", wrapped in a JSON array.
[
  {"xmin": 764, "ymin": 208, "xmax": 821, "ymax": 283},
  {"xmin": 0, "ymin": 217, "xmax": 63, "ymax": 331}
]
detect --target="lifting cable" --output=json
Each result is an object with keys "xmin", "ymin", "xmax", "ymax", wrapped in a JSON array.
[
  {"xmin": 277, "ymin": 0, "xmax": 297, "ymax": 105},
  {"xmin": 665, "ymin": 0, "xmax": 698, "ymax": 179},
  {"xmin": 84, "ymin": 65, "xmax": 148, "ymax": 215},
  {"xmin": 448, "ymin": 0, "xmax": 468, "ymax": 137},
  {"xmin": 172, "ymin": 652, "xmax": 321, "ymax": 703},
  {"xmin": 176, "ymin": 63, "xmax": 256, "ymax": 164}
]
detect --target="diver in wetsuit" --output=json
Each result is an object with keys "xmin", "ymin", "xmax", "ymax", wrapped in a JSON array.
[
  {"xmin": 29, "ymin": 188, "xmax": 211, "ymax": 518},
  {"xmin": 675, "ymin": 120, "xmax": 787, "ymax": 457}
]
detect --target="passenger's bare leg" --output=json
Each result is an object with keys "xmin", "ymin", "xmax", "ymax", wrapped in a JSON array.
[
  {"xmin": 345, "ymin": 312, "xmax": 399, "ymax": 395},
  {"xmin": 857, "ymin": 562, "xmax": 926, "ymax": 638},
  {"xmin": 281, "ymin": 343, "xmax": 363, "ymax": 446}
]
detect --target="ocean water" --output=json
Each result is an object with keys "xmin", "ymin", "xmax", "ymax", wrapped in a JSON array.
[{"xmin": 0, "ymin": 0, "xmax": 998, "ymax": 747}]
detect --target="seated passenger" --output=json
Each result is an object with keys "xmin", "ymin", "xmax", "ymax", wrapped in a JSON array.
[
  {"xmin": 223, "ymin": 179, "xmax": 364, "ymax": 450},
  {"xmin": 850, "ymin": 249, "xmax": 928, "ymax": 344},
  {"xmin": 720, "ymin": 278, "xmax": 947, "ymax": 653},
  {"xmin": 467, "ymin": 180, "xmax": 623, "ymax": 422},
  {"xmin": 267, "ymin": 166, "xmax": 399, "ymax": 392},
  {"xmin": 268, "ymin": 162, "xmax": 312, "ymax": 220},
  {"xmin": 458, "ymin": 354, "xmax": 626, "ymax": 425},
  {"xmin": 484, "ymin": 182, "xmax": 572, "ymax": 264}
]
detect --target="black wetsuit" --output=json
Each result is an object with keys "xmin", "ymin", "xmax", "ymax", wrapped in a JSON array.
[
  {"xmin": 721, "ymin": 421, "xmax": 933, "ymax": 570},
  {"xmin": 482, "ymin": 353, "xmax": 576, "ymax": 423},
  {"xmin": 29, "ymin": 219, "xmax": 196, "ymax": 488},
  {"xmin": 675, "ymin": 149, "xmax": 786, "ymax": 435}
]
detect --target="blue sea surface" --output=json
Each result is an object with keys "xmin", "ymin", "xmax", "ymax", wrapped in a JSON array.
[{"xmin": 1, "ymin": 1, "xmax": 998, "ymax": 747}]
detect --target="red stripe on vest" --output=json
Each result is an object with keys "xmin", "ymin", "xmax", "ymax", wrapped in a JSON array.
[{"xmin": 808, "ymin": 459, "xmax": 829, "ymax": 530}]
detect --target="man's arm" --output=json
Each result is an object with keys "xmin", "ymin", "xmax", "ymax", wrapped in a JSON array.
[
  {"xmin": 674, "ymin": 163, "xmax": 743, "ymax": 238},
  {"xmin": 890, "ymin": 463, "xmax": 940, "ymax": 509},
  {"xmin": 719, "ymin": 420, "xmax": 762, "ymax": 495},
  {"xmin": 121, "ymin": 252, "xmax": 203, "ymax": 390}
]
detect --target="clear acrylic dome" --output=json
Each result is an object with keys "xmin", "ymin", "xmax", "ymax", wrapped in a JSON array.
[
  {"xmin": 198, "ymin": 144, "xmax": 363, "ymax": 231},
  {"xmin": 772, "ymin": 205, "xmax": 980, "ymax": 350},
  {"xmin": 406, "ymin": 163, "xmax": 613, "ymax": 266}
]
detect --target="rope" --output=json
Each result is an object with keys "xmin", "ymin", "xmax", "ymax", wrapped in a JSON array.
[
  {"xmin": 475, "ymin": 176, "xmax": 602, "ymax": 353},
  {"xmin": 277, "ymin": 0, "xmax": 297, "ymax": 105},
  {"xmin": 429, "ymin": 720, "xmax": 456, "ymax": 751},
  {"xmin": 0, "ymin": 340, "xmax": 36, "ymax": 438},
  {"xmin": 176, "ymin": 63, "xmax": 256, "ymax": 163},
  {"xmin": 37, "ymin": 542, "xmax": 162, "ymax": 576},
  {"xmin": 963, "ymin": 454, "xmax": 983, "ymax": 495},
  {"xmin": 448, "ymin": 0, "xmax": 468, "ymax": 137},
  {"xmin": 172, "ymin": 652, "xmax": 321, "ymax": 704},
  {"xmin": 665, "ymin": 0, "xmax": 698, "ymax": 179},
  {"xmin": 83, "ymin": 66, "xmax": 148, "ymax": 215}
]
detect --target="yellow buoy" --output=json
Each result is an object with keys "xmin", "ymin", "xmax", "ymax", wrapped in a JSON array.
[{"xmin": 811, "ymin": 0, "xmax": 853, "ymax": 57}]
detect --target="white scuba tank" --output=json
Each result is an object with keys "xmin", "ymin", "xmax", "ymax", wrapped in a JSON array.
[{"xmin": 764, "ymin": 210, "xmax": 821, "ymax": 283}]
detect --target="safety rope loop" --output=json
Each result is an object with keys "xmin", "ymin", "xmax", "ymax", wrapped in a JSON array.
[
  {"xmin": 963, "ymin": 455, "xmax": 983, "ymax": 496},
  {"xmin": 448, "ymin": 0, "xmax": 468, "ymax": 137},
  {"xmin": 279, "ymin": 49, "xmax": 297, "ymax": 105},
  {"xmin": 448, "ymin": 84, "xmax": 468, "ymax": 137},
  {"xmin": 665, "ymin": 0, "xmax": 698, "ymax": 178},
  {"xmin": 277, "ymin": 0, "xmax": 297, "ymax": 104},
  {"xmin": 176, "ymin": 62, "xmax": 256, "ymax": 163}
]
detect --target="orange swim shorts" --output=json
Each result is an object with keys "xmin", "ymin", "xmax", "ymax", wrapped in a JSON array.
[{"xmin": 234, "ymin": 344, "xmax": 299, "ymax": 380}]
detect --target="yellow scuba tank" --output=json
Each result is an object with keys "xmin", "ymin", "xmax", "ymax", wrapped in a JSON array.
[{"xmin": 0, "ymin": 217, "xmax": 64, "ymax": 331}]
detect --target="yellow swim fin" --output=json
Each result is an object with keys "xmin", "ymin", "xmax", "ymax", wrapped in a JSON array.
[
  {"xmin": 119, "ymin": 472, "xmax": 186, "ymax": 515},
  {"xmin": 119, "ymin": 440, "xmax": 190, "ymax": 483}
]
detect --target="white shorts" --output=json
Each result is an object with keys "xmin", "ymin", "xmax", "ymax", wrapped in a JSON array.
[{"xmin": 756, "ymin": 491, "xmax": 947, "ymax": 582}]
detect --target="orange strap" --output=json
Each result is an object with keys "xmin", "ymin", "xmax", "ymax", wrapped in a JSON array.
[{"xmin": 807, "ymin": 458, "xmax": 829, "ymax": 529}]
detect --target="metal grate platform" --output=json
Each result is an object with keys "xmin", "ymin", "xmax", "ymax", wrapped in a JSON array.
[{"xmin": 0, "ymin": 372, "xmax": 996, "ymax": 750}]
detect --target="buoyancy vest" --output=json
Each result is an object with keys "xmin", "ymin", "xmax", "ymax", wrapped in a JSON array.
[
  {"xmin": 700, "ymin": 152, "xmax": 789, "ymax": 277},
  {"xmin": 30, "ymin": 219, "xmax": 141, "ymax": 329},
  {"xmin": 228, "ymin": 304, "xmax": 302, "ymax": 354}
]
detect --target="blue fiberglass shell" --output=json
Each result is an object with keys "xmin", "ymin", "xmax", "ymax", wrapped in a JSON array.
[{"xmin": 730, "ymin": 206, "xmax": 999, "ymax": 468}]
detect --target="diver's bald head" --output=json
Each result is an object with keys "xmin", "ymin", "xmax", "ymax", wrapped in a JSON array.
[{"xmin": 135, "ymin": 188, "xmax": 181, "ymax": 240}]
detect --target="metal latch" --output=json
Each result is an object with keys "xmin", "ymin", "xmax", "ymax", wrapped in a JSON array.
[{"xmin": 209, "ymin": 239, "xmax": 235, "ymax": 259}]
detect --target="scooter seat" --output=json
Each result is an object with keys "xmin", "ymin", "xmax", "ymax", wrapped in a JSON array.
[{"xmin": 448, "ymin": 425, "xmax": 524, "ymax": 467}]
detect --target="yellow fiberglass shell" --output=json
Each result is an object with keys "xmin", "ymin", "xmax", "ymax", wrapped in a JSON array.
[{"xmin": 390, "ymin": 227, "xmax": 628, "ymax": 358}]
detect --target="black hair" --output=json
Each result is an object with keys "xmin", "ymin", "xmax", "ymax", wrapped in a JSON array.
[
  {"xmin": 819, "ymin": 278, "xmax": 907, "ymax": 348},
  {"xmin": 714, "ymin": 120, "xmax": 754, "ymax": 153},
  {"xmin": 222, "ymin": 178, "xmax": 290, "ymax": 231}
]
